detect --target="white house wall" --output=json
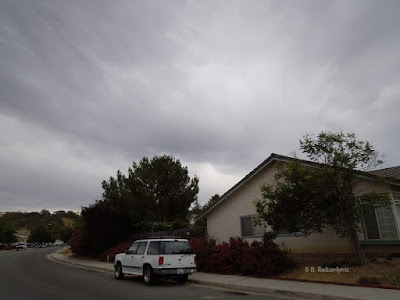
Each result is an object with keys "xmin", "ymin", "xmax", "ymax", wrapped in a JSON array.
[{"xmin": 206, "ymin": 162, "xmax": 356, "ymax": 254}]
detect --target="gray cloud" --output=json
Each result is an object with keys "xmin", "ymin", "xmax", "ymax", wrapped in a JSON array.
[{"xmin": 1, "ymin": 0, "xmax": 399, "ymax": 211}]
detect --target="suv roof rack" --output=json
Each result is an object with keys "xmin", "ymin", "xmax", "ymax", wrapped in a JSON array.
[{"xmin": 147, "ymin": 236, "xmax": 183, "ymax": 239}]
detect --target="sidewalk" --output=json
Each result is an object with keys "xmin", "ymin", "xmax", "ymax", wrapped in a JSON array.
[{"xmin": 48, "ymin": 248, "xmax": 400, "ymax": 300}]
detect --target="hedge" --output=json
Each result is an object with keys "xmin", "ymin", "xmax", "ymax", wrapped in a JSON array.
[{"xmin": 190, "ymin": 237, "xmax": 294, "ymax": 277}]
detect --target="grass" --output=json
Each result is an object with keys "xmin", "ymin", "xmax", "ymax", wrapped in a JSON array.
[
  {"xmin": 61, "ymin": 248, "xmax": 73, "ymax": 257},
  {"xmin": 61, "ymin": 217, "xmax": 75, "ymax": 227},
  {"xmin": 276, "ymin": 255, "xmax": 400, "ymax": 288}
]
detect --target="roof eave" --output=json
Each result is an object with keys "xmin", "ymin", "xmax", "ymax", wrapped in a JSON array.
[
  {"xmin": 195, "ymin": 154, "xmax": 400, "ymax": 222},
  {"xmin": 195, "ymin": 153, "xmax": 282, "ymax": 221}
]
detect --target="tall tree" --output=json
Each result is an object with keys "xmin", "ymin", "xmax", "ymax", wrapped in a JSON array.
[
  {"xmin": 0, "ymin": 218, "xmax": 17, "ymax": 243},
  {"xmin": 255, "ymin": 131, "xmax": 385, "ymax": 264},
  {"xmin": 72, "ymin": 155, "xmax": 199, "ymax": 256},
  {"xmin": 28, "ymin": 224, "xmax": 56, "ymax": 243},
  {"xmin": 101, "ymin": 154, "xmax": 199, "ymax": 228}
]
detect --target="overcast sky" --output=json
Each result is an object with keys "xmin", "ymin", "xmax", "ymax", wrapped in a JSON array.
[{"xmin": 1, "ymin": 0, "xmax": 399, "ymax": 212}]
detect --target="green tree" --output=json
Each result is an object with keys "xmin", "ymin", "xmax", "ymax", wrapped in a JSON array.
[
  {"xmin": 58, "ymin": 226, "xmax": 75, "ymax": 242},
  {"xmin": 40, "ymin": 209, "xmax": 51, "ymax": 218},
  {"xmin": 201, "ymin": 194, "xmax": 220, "ymax": 211},
  {"xmin": 28, "ymin": 224, "xmax": 56, "ymax": 243},
  {"xmin": 73, "ymin": 155, "xmax": 199, "ymax": 256},
  {"xmin": 254, "ymin": 131, "xmax": 385, "ymax": 264},
  {"xmin": 0, "ymin": 218, "xmax": 17, "ymax": 243},
  {"xmin": 102, "ymin": 155, "xmax": 199, "ymax": 226},
  {"xmin": 190, "ymin": 199, "xmax": 202, "ymax": 213}
]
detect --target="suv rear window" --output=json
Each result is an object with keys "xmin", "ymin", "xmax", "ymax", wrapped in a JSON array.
[{"xmin": 147, "ymin": 241, "xmax": 193, "ymax": 255}]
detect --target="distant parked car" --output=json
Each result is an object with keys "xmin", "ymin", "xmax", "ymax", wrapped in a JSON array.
[
  {"xmin": 0, "ymin": 244, "xmax": 10, "ymax": 250},
  {"xmin": 16, "ymin": 243, "xmax": 27, "ymax": 251},
  {"xmin": 1, "ymin": 244, "xmax": 15, "ymax": 250},
  {"xmin": 114, "ymin": 238, "xmax": 196, "ymax": 285}
]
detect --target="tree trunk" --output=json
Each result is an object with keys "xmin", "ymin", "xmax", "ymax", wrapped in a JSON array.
[{"xmin": 349, "ymin": 226, "xmax": 367, "ymax": 265}]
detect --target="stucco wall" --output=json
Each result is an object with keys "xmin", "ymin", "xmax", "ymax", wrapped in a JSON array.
[
  {"xmin": 352, "ymin": 177, "xmax": 392, "ymax": 196},
  {"xmin": 205, "ymin": 160, "xmax": 400, "ymax": 254},
  {"xmin": 205, "ymin": 162, "xmax": 375, "ymax": 254},
  {"xmin": 207, "ymin": 163, "xmax": 276, "ymax": 243},
  {"xmin": 275, "ymin": 231, "xmax": 353, "ymax": 254}
]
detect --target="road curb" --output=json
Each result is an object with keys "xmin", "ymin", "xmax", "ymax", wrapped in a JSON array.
[
  {"xmin": 187, "ymin": 278, "xmax": 358, "ymax": 300},
  {"xmin": 47, "ymin": 251, "xmax": 114, "ymax": 275}
]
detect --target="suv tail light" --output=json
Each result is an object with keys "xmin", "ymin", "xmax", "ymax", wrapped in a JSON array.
[{"xmin": 159, "ymin": 256, "xmax": 164, "ymax": 266}]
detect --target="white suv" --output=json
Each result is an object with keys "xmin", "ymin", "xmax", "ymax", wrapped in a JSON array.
[{"xmin": 114, "ymin": 238, "xmax": 196, "ymax": 285}]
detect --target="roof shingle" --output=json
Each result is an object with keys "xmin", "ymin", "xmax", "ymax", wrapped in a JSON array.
[{"xmin": 370, "ymin": 166, "xmax": 400, "ymax": 180}]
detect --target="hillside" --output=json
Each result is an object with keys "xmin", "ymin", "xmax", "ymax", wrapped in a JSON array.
[
  {"xmin": 2, "ymin": 210, "xmax": 79, "ymax": 230},
  {"xmin": 1, "ymin": 210, "xmax": 80, "ymax": 243}
]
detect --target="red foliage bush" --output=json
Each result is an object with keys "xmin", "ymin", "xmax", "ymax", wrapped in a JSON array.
[
  {"xmin": 190, "ymin": 237, "xmax": 217, "ymax": 272},
  {"xmin": 69, "ymin": 228, "xmax": 88, "ymax": 257},
  {"xmin": 98, "ymin": 242, "xmax": 131, "ymax": 262},
  {"xmin": 190, "ymin": 237, "xmax": 294, "ymax": 277}
]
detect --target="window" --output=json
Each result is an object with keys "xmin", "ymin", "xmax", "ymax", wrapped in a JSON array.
[
  {"xmin": 394, "ymin": 193, "xmax": 400, "ymax": 236},
  {"xmin": 363, "ymin": 206, "xmax": 380, "ymax": 239},
  {"xmin": 136, "ymin": 242, "xmax": 148, "ymax": 255},
  {"xmin": 128, "ymin": 242, "xmax": 139, "ymax": 254},
  {"xmin": 241, "ymin": 215, "xmax": 265, "ymax": 237},
  {"xmin": 163, "ymin": 241, "xmax": 193, "ymax": 254},
  {"xmin": 376, "ymin": 205, "xmax": 397, "ymax": 239},
  {"xmin": 147, "ymin": 242, "xmax": 161, "ymax": 255},
  {"xmin": 146, "ymin": 241, "xmax": 194, "ymax": 254},
  {"xmin": 363, "ymin": 204, "xmax": 397, "ymax": 240}
]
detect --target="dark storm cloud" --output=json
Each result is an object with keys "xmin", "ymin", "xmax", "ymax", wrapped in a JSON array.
[{"xmin": 1, "ymin": 0, "xmax": 399, "ymax": 211}]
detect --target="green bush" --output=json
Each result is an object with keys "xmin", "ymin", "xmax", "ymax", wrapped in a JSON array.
[
  {"xmin": 383, "ymin": 272, "xmax": 400, "ymax": 286},
  {"xmin": 358, "ymin": 276, "xmax": 381, "ymax": 286},
  {"xmin": 385, "ymin": 253, "xmax": 394, "ymax": 261}
]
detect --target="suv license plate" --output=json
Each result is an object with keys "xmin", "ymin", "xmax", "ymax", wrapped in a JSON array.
[{"xmin": 177, "ymin": 269, "xmax": 184, "ymax": 274}]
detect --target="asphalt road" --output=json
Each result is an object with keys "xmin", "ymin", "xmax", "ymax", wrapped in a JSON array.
[{"xmin": 0, "ymin": 247, "xmax": 285, "ymax": 300}]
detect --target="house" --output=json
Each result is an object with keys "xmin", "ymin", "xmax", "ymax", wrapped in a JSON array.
[{"xmin": 196, "ymin": 153, "xmax": 400, "ymax": 255}]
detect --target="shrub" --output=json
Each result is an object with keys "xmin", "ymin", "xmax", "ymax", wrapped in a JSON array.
[
  {"xmin": 98, "ymin": 242, "xmax": 131, "ymax": 262},
  {"xmin": 190, "ymin": 236, "xmax": 294, "ymax": 277},
  {"xmin": 346, "ymin": 256, "xmax": 362, "ymax": 267},
  {"xmin": 69, "ymin": 228, "xmax": 89, "ymax": 257},
  {"xmin": 385, "ymin": 253, "xmax": 394, "ymax": 261},
  {"xmin": 212, "ymin": 237, "xmax": 251, "ymax": 274},
  {"xmin": 358, "ymin": 276, "xmax": 381, "ymax": 286},
  {"xmin": 80, "ymin": 204, "xmax": 132, "ymax": 256},
  {"xmin": 190, "ymin": 237, "xmax": 217, "ymax": 272},
  {"xmin": 322, "ymin": 256, "xmax": 361, "ymax": 268},
  {"xmin": 383, "ymin": 272, "xmax": 400, "ymax": 286}
]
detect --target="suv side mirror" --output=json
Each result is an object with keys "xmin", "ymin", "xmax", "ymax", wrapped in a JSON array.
[{"xmin": 124, "ymin": 249, "xmax": 129, "ymax": 254}]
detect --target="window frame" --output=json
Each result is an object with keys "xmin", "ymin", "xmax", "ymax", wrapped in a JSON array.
[
  {"xmin": 361, "ymin": 192, "xmax": 400, "ymax": 241},
  {"xmin": 240, "ymin": 214, "xmax": 265, "ymax": 238},
  {"xmin": 136, "ymin": 241, "xmax": 148, "ymax": 255}
]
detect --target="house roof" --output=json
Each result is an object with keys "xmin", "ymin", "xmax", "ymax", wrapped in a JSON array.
[
  {"xmin": 195, "ymin": 153, "xmax": 400, "ymax": 221},
  {"xmin": 370, "ymin": 166, "xmax": 400, "ymax": 180}
]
